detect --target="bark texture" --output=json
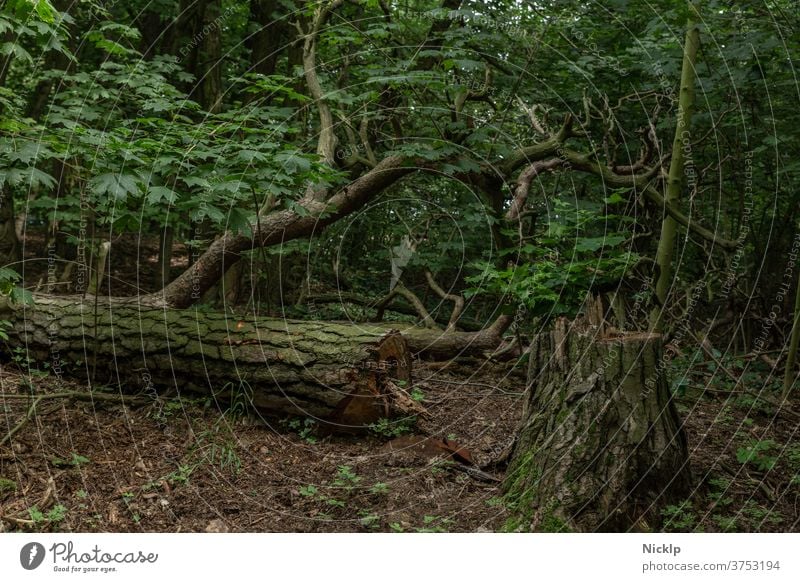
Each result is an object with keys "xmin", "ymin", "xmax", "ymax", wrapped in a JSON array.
[
  {"xmin": 504, "ymin": 319, "xmax": 691, "ymax": 532},
  {"xmin": 0, "ymin": 296, "xmax": 412, "ymax": 430}
]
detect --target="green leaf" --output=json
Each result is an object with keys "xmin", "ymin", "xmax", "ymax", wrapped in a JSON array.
[
  {"xmin": 147, "ymin": 186, "xmax": 178, "ymax": 204},
  {"xmin": 90, "ymin": 173, "xmax": 140, "ymax": 200},
  {"xmin": 574, "ymin": 235, "xmax": 626, "ymax": 252}
]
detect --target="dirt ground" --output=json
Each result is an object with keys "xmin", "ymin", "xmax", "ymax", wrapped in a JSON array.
[
  {"xmin": 1, "ymin": 356, "xmax": 799, "ymax": 533},
  {"xmin": 2, "ymin": 233, "xmax": 799, "ymax": 532},
  {"xmin": 0, "ymin": 360, "xmax": 524, "ymax": 533}
]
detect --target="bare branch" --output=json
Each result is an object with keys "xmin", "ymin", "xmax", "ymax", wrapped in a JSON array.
[
  {"xmin": 299, "ymin": 0, "xmax": 344, "ymax": 169},
  {"xmin": 507, "ymin": 158, "xmax": 563, "ymax": 222},
  {"xmin": 424, "ymin": 270, "xmax": 465, "ymax": 331}
]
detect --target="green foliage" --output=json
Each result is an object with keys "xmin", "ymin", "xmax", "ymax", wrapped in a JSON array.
[
  {"xmin": 466, "ymin": 198, "xmax": 639, "ymax": 318},
  {"xmin": 28, "ymin": 503, "xmax": 68, "ymax": 529},
  {"xmin": 368, "ymin": 416, "xmax": 417, "ymax": 438},
  {"xmin": 0, "ymin": 477, "xmax": 16, "ymax": 496},
  {"xmin": 736, "ymin": 439, "xmax": 778, "ymax": 472},
  {"xmin": 281, "ymin": 417, "xmax": 318, "ymax": 444},
  {"xmin": 661, "ymin": 501, "xmax": 698, "ymax": 532},
  {"xmin": 0, "ymin": 267, "xmax": 32, "ymax": 307},
  {"xmin": 50, "ymin": 453, "xmax": 91, "ymax": 468}
]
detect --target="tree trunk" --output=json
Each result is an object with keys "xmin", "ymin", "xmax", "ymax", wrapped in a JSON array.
[
  {"xmin": 503, "ymin": 318, "xmax": 691, "ymax": 532},
  {"xmin": 248, "ymin": 0, "xmax": 282, "ymax": 77},
  {"xmin": 158, "ymin": 225, "xmax": 174, "ymax": 289},
  {"xmin": 651, "ymin": 3, "xmax": 700, "ymax": 331},
  {"xmin": 0, "ymin": 186, "xmax": 20, "ymax": 268},
  {"xmin": 0, "ymin": 296, "xmax": 412, "ymax": 431},
  {"xmin": 199, "ymin": 0, "xmax": 223, "ymax": 113}
]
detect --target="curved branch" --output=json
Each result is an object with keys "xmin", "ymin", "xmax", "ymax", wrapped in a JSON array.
[
  {"xmin": 496, "ymin": 114, "xmax": 576, "ymax": 176},
  {"xmin": 374, "ymin": 283, "xmax": 438, "ymax": 329},
  {"xmin": 299, "ymin": 0, "xmax": 344, "ymax": 168},
  {"xmin": 156, "ymin": 155, "xmax": 414, "ymax": 308},
  {"xmin": 424, "ymin": 270, "xmax": 464, "ymax": 331},
  {"xmin": 558, "ymin": 148, "xmax": 737, "ymax": 250},
  {"xmin": 506, "ymin": 158, "xmax": 563, "ymax": 222}
]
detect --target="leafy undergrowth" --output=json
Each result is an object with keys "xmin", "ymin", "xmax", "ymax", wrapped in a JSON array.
[{"xmin": 0, "ymin": 356, "xmax": 798, "ymax": 532}]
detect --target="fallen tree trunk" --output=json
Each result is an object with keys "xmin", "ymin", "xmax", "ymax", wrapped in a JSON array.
[
  {"xmin": 0, "ymin": 296, "xmax": 412, "ymax": 430},
  {"xmin": 503, "ymin": 318, "xmax": 691, "ymax": 532}
]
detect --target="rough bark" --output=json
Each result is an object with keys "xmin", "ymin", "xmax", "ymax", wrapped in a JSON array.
[
  {"xmin": 503, "ymin": 318, "xmax": 691, "ymax": 532},
  {"xmin": 0, "ymin": 296, "xmax": 413, "ymax": 431}
]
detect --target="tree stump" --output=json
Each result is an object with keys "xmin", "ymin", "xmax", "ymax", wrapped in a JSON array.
[
  {"xmin": 503, "ymin": 318, "xmax": 691, "ymax": 532},
  {"xmin": 0, "ymin": 296, "xmax": 412, "ymax": 430}
]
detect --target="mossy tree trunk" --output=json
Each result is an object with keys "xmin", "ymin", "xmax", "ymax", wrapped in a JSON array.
[
  {"xmin": 0, "ymin": 296, "xmax": 412, "ymax": 431},
  {"xmin": 504, "ymin": 318, "xmax": 691, "ymax": 532}
]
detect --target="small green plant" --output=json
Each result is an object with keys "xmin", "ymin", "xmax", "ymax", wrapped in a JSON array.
[
  {"xmin": 661, "ymin": 501, "xmax": 697, "ymax": 532},
  {"xmin": 0, "ymin": 477, "xmax": 16, "ymax": 497},
  {"xmin": 415, "ymin": 515, "xmax": 453, "ymax": 533},
  {"xmin": 29, "ymin": 504, "xmax": 68, "ymax": 528},
  {"xmin": 75, "ymin": 489, "xmax": 88, "ymax": 499},
  {"xmin": 369, "ymin": 482, "xmax": 389, "ymax": 495},
  {"xmin": 786, "ymin": 445, "xmax": 800, "ymax": 472},
  {"xmin": 0, "ymin": 319, "xmax": 12, "ymax": 341},
  {"xmin": 707, "ymin": 477, "xmax": 734, "ymax": 509},
  {"xmin": 389, "ymin": 522, "xmax": 405, "ymax": 532},
  {"xmin": 281, "ymin": 417, "xmax": 318, "ymax": 444},
  {"xmin": 736, "ymin": 439, "xmax": 778, "ymax": 471},
  {"xmin": 740, "ymin": 500, "xmax": 783, "ymax": 528},
  {"xmin": 333, "ymin": 465, "xmax": 360, "ymax": 490},
  {"xmin": 358, "ymin": 511, "xmax": 380, "ymax": 529},
  {"xmin": 47, "ymin": 504, "xmax": 68, "ymax": 523},
  {"xmin": 297, "ymin": 483, "xmax": 345, "ymax": 509},
  {"xmin": 165, "ymin": 464, "xmax": 194, "ymax": 486},
  {"xmin": 368, "ymin": 416, "xmax": 416, "ymax": 438},
  {"xmin": 50, "ymin": 453, "xmax": 91, "ymax": 468},
  {"xmin": 299, "ymin": 485, "xmax": 318, "ymax": 497}
]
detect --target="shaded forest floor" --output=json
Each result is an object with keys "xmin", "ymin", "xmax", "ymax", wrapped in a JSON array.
[
  {"xmin": 1, "ymin": 357, "xmax": 799, "ymax": 532},
  {"xmin": 2, "ymin": 233, "xmax": 799, "ymax": 531}
]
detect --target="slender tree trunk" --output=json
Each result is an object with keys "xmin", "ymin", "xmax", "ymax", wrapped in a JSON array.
[
  {"xmin": 158, "ymin": 225, "xmax": 174, "ymax": 289},
  {"xmin": 651, "ymin": 3, "xmax": 700, "ymax": 331},
  {"xmin": 504, "ymin": 318, "xmax": 691, "ymax": 532},
  {"xmin": 199, "ymin": 0, "xmax": 223, "ymax": 113},
  {"xmin": 0, "ymin": 186, "xmax": 20, "ymax": 268},
  {"xmin": 783, "ymin": 247, "xmax": 800, "ymax": 399},
  {"xmin": 249, "ymin": 0, "xmax": 282, "ymax": 77}
]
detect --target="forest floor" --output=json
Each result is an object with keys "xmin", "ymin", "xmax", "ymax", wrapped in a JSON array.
[
  {"xmin": 1, "ymin": 357, "xmax": 799, "ymax": 533},
  {"xmin": 0, "ymin": 360, "xmax": 523, "ymax": 533},
  {"xmin": 2, "ymin": 234, "xmax": 799, "ymax": 532}
]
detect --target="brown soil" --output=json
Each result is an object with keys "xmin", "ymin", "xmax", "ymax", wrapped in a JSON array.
[
  {"xmin": 0, "ymin": 361, "xmax": 525, "ymax": 533},
  {"xmin": 1, "ymin": 359, "xmax": 799, "ymax": 532}
]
